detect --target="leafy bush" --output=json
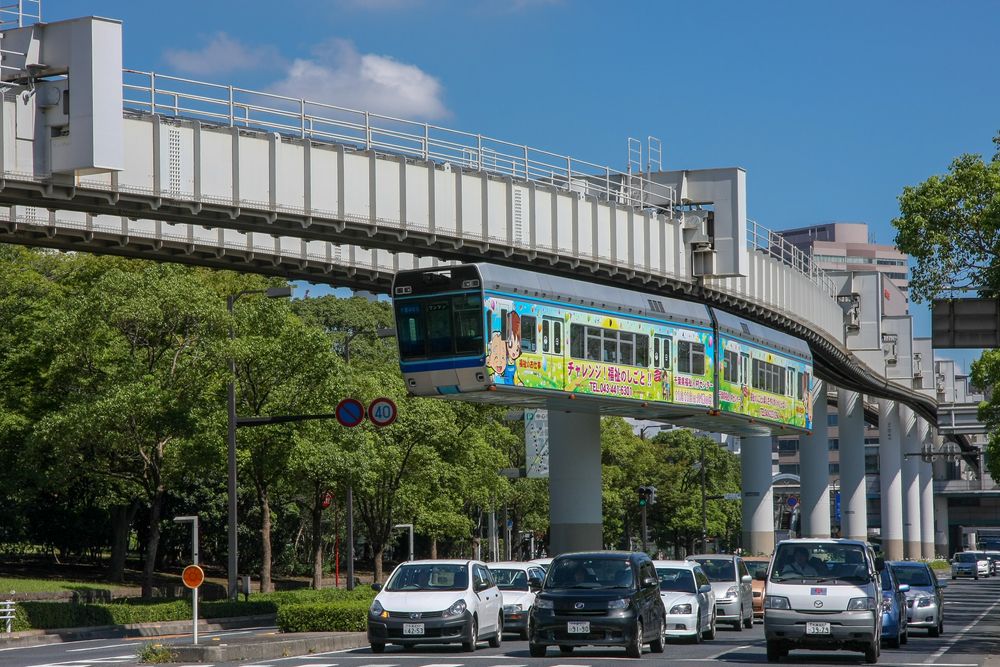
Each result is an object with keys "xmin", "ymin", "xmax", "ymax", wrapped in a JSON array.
[
  {"xmin": 14, "ymin": 599, "xmax": 277, "ymax": 630},
  {"xmin": 276, "ymin": 600, "xmax": 370, "ymax": 633},
  {"xmin": 255, "ymin": 587, "xmax": 375, "ymax": 605},
  {"xmin": 136, "ymin": 642, "xmax": 174, "ymax": 664}
]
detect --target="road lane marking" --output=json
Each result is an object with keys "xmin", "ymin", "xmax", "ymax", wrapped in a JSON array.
[
  {"xmin": 925, "ymin": 593, "xmax": 1000, "ymax": 663},
  {"xmin": 415, "ymin": 664, "xmax": 464, "ymax": 667},
  {"xmin": 65, "ymin": 644, "xmax": 131, "ymax": 652}
]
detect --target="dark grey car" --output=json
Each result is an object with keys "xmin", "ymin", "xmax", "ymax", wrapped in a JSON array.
[{"xmin": 889, "ymin": 561, "xmax": 945, "ymax": 637}]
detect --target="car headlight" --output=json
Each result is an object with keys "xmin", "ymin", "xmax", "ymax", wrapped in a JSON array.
[
  {"xmin": 370, "ymin": 599, "xmax": 388, "ymax": 618},
  {"xmin": 444, "ymin": 599, "xmax": 467, "ymax": 618},
  {"xmin": 670, "ymin": 603, "xmax": 693, "ymax": 614},
  {"xmin": 607, "ymin": 598, "xmax": 629, "ymax": 610},
  {"xmin": 504, "ymin": 604, "xmax": 523, "ymax": 614},
  {"xmin": 848, "ymin": 597, "xmax": 877, "ymax": 611},
  {"xmin": 534, "ymin": 598, "xmax": 554, "ymax": 610},
  {"xmin": 917, "ymin": 597, "xmax": 933, "ymax": 608},
  {"xmin": 724, "ymin": 586, "xmax": 738, "ymax": 599},
  {"xmin": 764, "ymin": 595, "xmax": 790, "ymax": 610}
]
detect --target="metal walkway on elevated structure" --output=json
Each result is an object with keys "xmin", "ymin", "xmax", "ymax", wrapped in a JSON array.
[{"xmin": 0, "ymin": 12, "xmax": 940, "ymax": 426}]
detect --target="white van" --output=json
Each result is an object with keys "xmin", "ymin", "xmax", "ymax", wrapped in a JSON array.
[{"xmin": 763, "ymin": 539, "xmax": 883, "ymax": 663}]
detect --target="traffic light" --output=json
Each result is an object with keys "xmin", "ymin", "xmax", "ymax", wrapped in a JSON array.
[{"xmin": 637, "ymin": 485, "xmax": 657, "ymax": 506}]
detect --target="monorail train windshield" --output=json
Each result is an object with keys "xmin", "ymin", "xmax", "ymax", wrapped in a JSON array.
[{"xmin": 395, "ymin": 294, "xmax": 484, "ymax": 360}]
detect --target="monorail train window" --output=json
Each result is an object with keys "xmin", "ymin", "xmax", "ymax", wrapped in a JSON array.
[
  {"xmin": 396, "ymin": 302, "xmax": 425, "ymax": 359},
  {"xmin": 500, "ymin": 308, "xmax": 509, "ymax": 340},
  {"xmin": 798, "ymin": 371, "xmax": 809, "ymax": 400},
  {"xmin": 521, "ymin": 315, "xmax": 537, "ymax": 353},
  {"xmin": 677, "ymin": 341, "xmax": 705, "ymax": 375},
  {"xmin": 426, "ymin": 300, "xmax": 452, "ymax": 355},
  {"xmin": 453, "ymin": 295, "xmax": 484, "ymax": 354},
  {"xmin": 542, "ymin": 319, "xmax": 550, "ymax": 352},
  {"xmin": 635, "ymin": 334, "xmax": 648, "ymax": 367},
  {"xmin": 570, "ymin": 323, "xmax": 584, "ymax": 358},
  {"xmin": 587, "ymin": 328, "xmax": 602, "ymax": 361},
  {"xmin": 723, "ymin": 349, "xmax": 739, "ymax": 383},
  {"xmin": 602, "ymin": 335, "xmax": 618, "ymax": 364},
  {"xmin": 553, "ymin": 321, "xmax": 562, "ymax": 354},
  {"xmin": 751, "ymin": 358, "xmax": 786, "ymax": 395}
]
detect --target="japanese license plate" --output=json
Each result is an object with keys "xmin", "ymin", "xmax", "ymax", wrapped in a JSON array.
[
  {"xmin": 806, "ymin": 622, "xmax": 831, "ymax": 635},
  {"xmin": 567, "ymin": 621, "xmax": 590, "ymax": 634},
  {"xmin": 403, "ymin": 623, "xmax": 425, "ymax": 635}
]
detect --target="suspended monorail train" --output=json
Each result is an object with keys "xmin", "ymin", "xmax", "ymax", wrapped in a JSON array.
[{"xmin": 391, "ymin": 264, "xmax": 814, "ymax": 435}]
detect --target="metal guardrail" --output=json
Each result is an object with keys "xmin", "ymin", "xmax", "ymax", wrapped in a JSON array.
[
  {"xmin": 115, "ymin": 69, "xmax": 834, "ymax": 297},
  {"xmin": 0, "ymin": 599, "xmax": 14, "ymax": 633},
  {"xmin": 0, "ymin": 0, "xmax": 40, "ymax": 28}
]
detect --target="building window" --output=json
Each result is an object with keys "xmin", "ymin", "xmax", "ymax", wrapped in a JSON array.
[
  {"xmin": 829, "ymin": 463, "xmax": 840, "ymax": 474},
  {"xmin": 779, "ymin": 464, "xmax": 800, "ymax": 476},
  {"xmin": 865, "ymin": 454, "xmax": 880, "ymax": 474},
  {"xmin": 828, "ymin": 438, "xmax": 839, "ymax": 451},
  {"xmin": 864, "ymin": 437, "xmax": 880, "ymax": 445},
  {"xmin": 827, "ymin": 413, "xmax": 838, "ymax": 426},
  {"xmin": 778, "ymin": 439, "xmax": 799, "ymax": 453}
]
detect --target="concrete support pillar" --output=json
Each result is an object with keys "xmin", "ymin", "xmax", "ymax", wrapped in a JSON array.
[
  {"xmin": 838, "ymin": 388, "xmax": 867, "ymax": 541},
  {"xmin": 900, "ymin": 406, "xmax": 922, "ymax": 559},
  {"xmin": 548, "ymin": 410, "xmax": 602, "ymax": 555},
  {"xmin": 934, "ymin": 494, "xmax": 950, "ymax": 558},
  {"xmin": 799, "ymin": 380, "xmax": 830, "ymax": 538},
  {"xmin": 919, "ymin": 423, "xmax": 935, "ymax": 559},
  {"xmin": 741, "ymin": 435, "xmax": 775, "ymax": 556},
  {"xmin": 879, "ymin": 399, "xmax": 904, "ymax": 560}
]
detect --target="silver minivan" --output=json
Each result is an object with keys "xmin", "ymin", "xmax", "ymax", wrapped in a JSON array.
[{"xmin": 764, "ymin": 539, "xmax": 883, "ymax": 663}]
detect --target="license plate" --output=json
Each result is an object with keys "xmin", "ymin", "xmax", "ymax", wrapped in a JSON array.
[
  {"xmin": 403, "ymin": 623, "xmax": 425, "ymax": 635},
  {"xmin": 567, "ymin": 621, "xmax": 590, "ymax": 634},
  {"xmin": 806, "ymin": 622, "xmax": 831, "ymax": 635}
]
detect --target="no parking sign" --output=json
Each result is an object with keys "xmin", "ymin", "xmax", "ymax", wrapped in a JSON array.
[{"xmin": 369, "ymin": 397, "xmax": 398, "ymax": 427}]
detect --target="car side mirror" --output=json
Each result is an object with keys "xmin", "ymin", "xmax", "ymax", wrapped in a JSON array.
[
  {"xmin": 371, "ymin": 583, "xmax": 383, "ymax": 592},
  {"xmin": 475, "ymin": 580, "xmax": 491, "ymax": 592},
  {"xmin": 898, "ymin": 584, "xmax": 910, "ymax": 593},
  {"xmin": 939, "ymin": 580, "xmax": 948, "ymax": 588},
  {"xmin": 741, "ymin": 575, "xmax": 753, "ymax": 584},
  {"xmin": 528, "ymin": 577, "xmax": 542, "ymax": 591},
  {"xmin": 643, "ymin": 576, "xmax": 658, "ymax": 588},
  {"xmin": 699, "ymin": 583, "xmax": 712, "ymax": 594},
  {"xmin": 874, "ymin": 556, "xmax": 885, "ymax": 572}
]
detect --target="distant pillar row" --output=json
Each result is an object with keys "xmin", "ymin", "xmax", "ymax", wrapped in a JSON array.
[
  {"xmin": 741, "ymin": 434, "xmax": 775, "ymax": 555},
  {"xmin": 800, "ymin": 380, "xmax": 831, "ymax": 538},
  {"xmin": 548, "ymin": 410, "xmax": 603, "ymax": 555},
  {"xmin": 838, "ymin": 388, "xmax": 867, "ymax": 541},
  {"xmin": 879, "ymin": 399, "xmax": 904, "ymax": 561}
]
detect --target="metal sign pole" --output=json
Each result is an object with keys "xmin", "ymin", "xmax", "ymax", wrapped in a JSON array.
[{"xmin": 192, "ymin": 516, "xmax": 199, "ymax": 645}]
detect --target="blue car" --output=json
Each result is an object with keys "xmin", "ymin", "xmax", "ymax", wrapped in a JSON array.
[{"xmin": 880, "ymin": 566, "xmax": 909, "ymax": 648}]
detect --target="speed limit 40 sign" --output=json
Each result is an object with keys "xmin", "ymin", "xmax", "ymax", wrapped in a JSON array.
[{"xmin": 368, "ymin": 397, "xmax": 398, "ymax": 427}]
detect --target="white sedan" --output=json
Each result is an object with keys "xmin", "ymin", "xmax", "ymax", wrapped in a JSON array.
[
  {"xmin": 654, "ymin": 560, "xmax": 717, "ymax": 643},
  {"xmin": 488, "ymin": 561, "xmax": 547, "ymax": 639}
]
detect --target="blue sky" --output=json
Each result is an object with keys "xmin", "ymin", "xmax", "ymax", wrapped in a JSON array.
[{"xmin": 50, "ymin": 0, "xmax": 999, "ymax": 368}]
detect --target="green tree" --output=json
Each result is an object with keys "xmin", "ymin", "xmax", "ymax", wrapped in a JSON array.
[{"xmin": 893, "ymin": 133, "xmax": 1000, "ymax": 303}]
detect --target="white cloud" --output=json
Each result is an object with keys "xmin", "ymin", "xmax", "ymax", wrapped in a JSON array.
[
  {"xmin": 268, "ymin": 39, "xmax": 449, "ymax": 121},
  {"xmin": 163, "ymin": 32, "xmax": 285, "ymax": 76}
]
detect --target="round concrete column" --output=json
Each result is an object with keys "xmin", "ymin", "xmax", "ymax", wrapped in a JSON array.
[
  {"xmin": 548, "ymin": 410, "xmax": 602, "ymax": 555},
  {"xmin": 919, "ymin": 422, "xmax": 935, "ymax": 559},
  {"xmin": 741, "ymin": 434, "xmax": 775, "ymax": 556},
  {"xmin": 934, "ymin": 494, "xmax": 950, "ymax": 558},
  {"xmin": 900, "ymin": 406, "xmax": 921, "ymax": 559},
  {"xmin": 878, "ymin": 399, "xmax": 904, "ymax": 561},
  {"xmin": 799, "ymin": 380, "xmax": 830, "ymax": 538},
  {"xmin": 838, "ymin": 388, "xmax": 867, "ymax": 541}
]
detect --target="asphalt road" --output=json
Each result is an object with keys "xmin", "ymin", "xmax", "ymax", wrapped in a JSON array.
[{"xmin": 5, "ymin": 576, "xmax": 1000, "ymax": 667}]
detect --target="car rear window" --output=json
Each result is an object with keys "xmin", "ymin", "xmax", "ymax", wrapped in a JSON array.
[
  {"xmin": 691, "ymin": 558, "xmax": 735, "ymax": 582},
  {"xmin": 891, "ymin": 566, "xmax": 932, "ymax": 587}
]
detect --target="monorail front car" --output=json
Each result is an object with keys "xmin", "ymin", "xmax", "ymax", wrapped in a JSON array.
[{"xmin": 392, "ymin": 264, "xmax": 814, "ymax": 435}]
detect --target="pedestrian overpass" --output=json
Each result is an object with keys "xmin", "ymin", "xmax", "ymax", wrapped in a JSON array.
[{"xmin": 0, "ymin": 12, "xmax": 979, "ymax": 560}]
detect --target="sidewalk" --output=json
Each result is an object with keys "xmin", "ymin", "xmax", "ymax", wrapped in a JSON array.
[{"xmin": 170, "ymin": 631, "xmax": 368, "ymax": 663}]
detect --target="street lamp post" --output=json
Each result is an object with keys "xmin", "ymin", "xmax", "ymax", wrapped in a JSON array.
[{"xmin": 226, "ymin": 286, "xmax": 292, "ymax": 601}]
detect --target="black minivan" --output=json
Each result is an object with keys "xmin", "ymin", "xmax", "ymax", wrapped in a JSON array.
[{"xmin": 528, "ymin": 551, "xmax": 666, "ymax": 658}]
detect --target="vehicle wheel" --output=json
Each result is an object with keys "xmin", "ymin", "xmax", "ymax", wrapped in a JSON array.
[
  {"xmin": 704, "ymin": 612, "xmax": 717, "ymax": 641},
  {"xmin": 692, "ymin": 614, "xmax": 703, "ymax": 644},
  {"xmin": 734, "ymin": 606, "xmax": 744, "ymax": 631},
  {"xmin": 370, "ymin": 643, "xmax": 385, "ymax": 653},
  {"xmin": 929, "ymin": 618, "xmax": 942, "ymax": 637},
  {"xmin": 626, "ymin": 619, "xmax": 643, "ymax": 658},
  {"xmin": 488, "ymin": 615, "xmax": 502, "ymax": 648},
  {"xmin": 462, "ymin": 617, "xmax": 478, "ymax": 652},
  {"xmin": 650, "ymin": 615, "xmax": 666, "ymax": 653},
  {"xmin": 529, "ymin": 643, "xmax": 546, "ymax": 657},
  {"xmin": 865, "ymin": 640, "xmax": 879, "ymax": 663},
  {"xmin": 559, "ymin": 645, "xmax": 574, "ymax": 654},
  {"xmin": 766, "ymin": 641, "xmax": 782, "ymax": 663},
  {"xmin": 901, "ymin": 623, "xmax": 908, "ymax": 645}
]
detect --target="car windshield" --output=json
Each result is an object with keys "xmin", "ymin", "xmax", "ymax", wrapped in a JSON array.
[
  {"xmin": 657, "ymin": 568, "xmax": 696, "ymax": 593},
  {"xmin": 491, "ymin": 568, "xmax": 528, "ymax": 591},
  {"xmin": 545, "ymin": 558, "xmax": 634, "ymax": 590},
  {"xmin": 747, "ymin": 561, "xmax": 770, "ymax": 580},
  {"xmin": 769, "ymin": 543, "xmax": 871, "ymax": 584},
  {"xmin": 891, "ymin": 566, "xmax": 932, "ymax": 587},
  {"xmin": 956, "ymin": 553, "xmax": 977, "ymax": 562},
  {"xmin": 690, "ymin": 558, "xmax": 735, "ymax": 582},
  {"xmin": 385, "ymin": 563, "xmax": 468, "ymax": 592}
]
